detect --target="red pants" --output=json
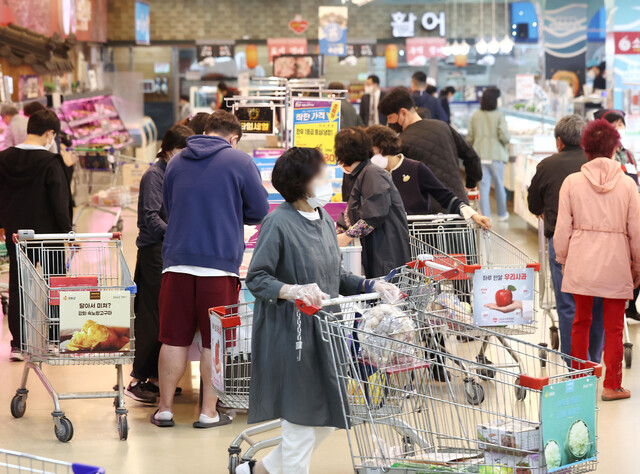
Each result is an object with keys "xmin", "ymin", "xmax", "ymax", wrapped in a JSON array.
[{"xmin": 571, "ymin": 294, "xmax": 626, "ymax": 389}]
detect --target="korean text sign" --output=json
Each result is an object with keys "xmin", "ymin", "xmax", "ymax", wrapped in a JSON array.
[
  {"xmin": 541, "ymin": 377, "xmax": 597, "ymax": 471},
  {"xmin": 292, "ymin": 99, "xmax": 341, "ymax": 164},
  {"xmin": 234, "ymin": 106, "xmax": 275, "ymax": 135},
  {"xmin": 472, "ymin": 267, "xmax": 534, "ymax": 327},
  {"xmin": 318, "ymin": 6, "xmax": 348, "ymax": 56}
]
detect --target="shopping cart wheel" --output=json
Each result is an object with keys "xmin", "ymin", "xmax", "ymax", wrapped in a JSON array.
[
  {"xmin": 624, "ymin": 342, "xmax": 633, "ymax": 369},
  {"xmin": 117, "ymin": 414, "xmax": 128, "ymax": 440},
  {"xmin": 54, "ymin": 416, "xmax": 74, "ymax": 442},
  {"xmin": 550, "ymin": 326, "xmax": 560, "ymax": 351},
  {"xmin": 475, "ymin": 355, "xmax": 496, "ymax": 379},
  {"xmin": 10, "ymin": 392, "xmax": 27, "ymax": 418},
  {"xmin": 228, "ymin": 455, "xmax": 239, "ymax": 474},
  {"xmin": 539, "ymin": 343, "xmax": 548, "ymax": 368},
  {"xmin": 464, "ymin": 379, "xmax": 484, "ymax": 405},
  {"xmin": 515, "ymin": 386, "xmax": 527, "ymax": 401}
]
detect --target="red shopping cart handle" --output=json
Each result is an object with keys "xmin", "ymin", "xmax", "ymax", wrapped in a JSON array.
[
  {"xmin": 209, "ymin": 306, "xmax": 242, "ymax": 328},
  {"xmin": 296, "ymin": 300, "xmax": 321, "ymax": 316}
]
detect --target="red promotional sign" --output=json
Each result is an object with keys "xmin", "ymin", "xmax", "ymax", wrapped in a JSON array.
[
  {"xmin": 267, "ymin": 38, "xmax": 308, "ymax": 62},
  {"xmin": 615, "ymin": 32, "xmax": 640, "ymax": 55},
  {"xmin": 289, "ymin": 17, "xmax": 309, "ymax": 35},
  {"xmin": 405, "ymin": 37, "xmax": 446, "ymax": 66}
]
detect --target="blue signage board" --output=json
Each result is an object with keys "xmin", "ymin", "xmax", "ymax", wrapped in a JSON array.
[{"xmin": 135, "ymin": 1, "xmax": 150, "ymax": 45}]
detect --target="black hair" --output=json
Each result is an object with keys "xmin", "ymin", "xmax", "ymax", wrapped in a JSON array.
[
  {"xmin": 27, "ymin": 109, "xmax": 60, "ymax": 136},
  {"xmin": 205, "ymin": 110, "xmax": 242, "ymax": 139},
  {"xmin": 412, "ymin": 71, "xmax": 427, "ymax": 85},
  {"xmin": 158, "ymin": 124, "xmax": 193, "ymax": 160},
  {"xmin": 23, "ymin": 101, "xmax": 46, "ymax": 117},
  {"xmin": 328, "ymin": 81, "xmax": 345, "ymax": 91},
  {"xmin": 272, "ymin": 147, "xmax": 325, "ymax": 203},
  {"xmin": 367, "ymin": 74, "xmax": 380, "ymax": 85},
  {"xmin": 440, "ymin": 86, "xmax": 456, "ymax": 97},
  {"xmin": 598, "ymin": 61, "xmax": 606, "ymax": 72},
  {"xmin": 180, "ymin": 94, "xmax": 189, "ymax": 102},
  {"xmin": 365, "ymin": 125, "xmax": 402, "ymax": 156},
  {"xmin": 426, "ymin": 85, "xmax": 437, "ymax": 95},
  {"xmin": 335, "ymin": 127, "xmax": 373, "ymax": 166},
  {"xmin": 218, "ymin": 81, "xmax": 229, "ymax": 92},
  {"xmin": 480, "ymin": 87, "xmax": 501, "ymax": 111},
  {"xmin": 597, "ymin": 110, "xmax": 626, "ymax": 127},
  {"xmin": 378, "ymin": 87, "xmax": 416, "ymax": 117},
  {"xmin": 187, "ymin": 112, "xmax": 210, "ymax": 134}
]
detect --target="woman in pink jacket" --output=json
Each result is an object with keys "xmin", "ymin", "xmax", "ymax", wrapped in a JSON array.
[{"xmin": 554, "ymin": 119, "xmax": 640, "ymax": 402}]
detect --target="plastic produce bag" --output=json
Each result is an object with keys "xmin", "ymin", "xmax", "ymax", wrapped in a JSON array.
[{"xmin": 358, "ymin": 304, "xmax": 416, "ymax": 367}]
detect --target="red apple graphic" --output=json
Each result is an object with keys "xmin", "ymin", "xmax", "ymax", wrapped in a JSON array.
[{"xmin": 495, "ymin": 286, "xmax": 515, "ymax": 307}]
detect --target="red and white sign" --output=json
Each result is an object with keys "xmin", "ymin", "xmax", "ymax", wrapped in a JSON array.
[
  {"xmin": 267, "ymin": 38, "xmax": 308, "ymax": 62},
  {"xmin": 405, "ymin": 37, "xmax": 446, "ymax": 65},
  {"xmin": 289, "ymin": 16, "xmax": 309, "ymax": 35},
  {"xmin": 615, "ymin": 32, "xmax": 640, "ymax": 55}
]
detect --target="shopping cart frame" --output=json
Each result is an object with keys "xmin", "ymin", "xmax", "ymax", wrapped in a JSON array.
[
  {"xmin": 0, "ymin": 448, "xmax": 105, "ymax": 474},
  {"xmin": 10, "ymin": 231, "xmax": 136, "ymax": 442}
]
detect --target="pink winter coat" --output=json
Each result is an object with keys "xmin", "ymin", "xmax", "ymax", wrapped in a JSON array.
[{"xmin": 554, "ymin": 158, "xmax": 640, "ymax": 299}]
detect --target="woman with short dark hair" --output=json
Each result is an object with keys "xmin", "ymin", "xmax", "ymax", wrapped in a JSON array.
[
  {"xmin": 242, "ymin": 147, "xmax": 399, "ymax": 474},
  {"xmin": 336, "ymin": 127, "xmax": 410, "ymax": 278},
  {"xmin": 467, "ymin": 87, "xmax": 511, "ymax": 220},
  {"xmin": 596, "ymin": 109, "xmax": 638, "ymax": 186},
  {"xmin": 554, "ymin": 119, "xmax": 640, "ymax": 402}
]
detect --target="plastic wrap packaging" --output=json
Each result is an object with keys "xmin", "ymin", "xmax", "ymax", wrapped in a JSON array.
[
  {"xmin": 91, "ymin": 186, "xmax": 135, "ymax": 207},
  {"xmin": 358, "ymin": 304, "xmax": 416, "ymax": 367},
  {"xmin": 429, "ymin": 292, "xmax": 474, "ymax": 325}
]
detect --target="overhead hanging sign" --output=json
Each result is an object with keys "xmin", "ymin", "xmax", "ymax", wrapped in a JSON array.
[
  {"xmin": 344, "ymin": 41, "xmax": 377, "ymax": 58},
  {"xmin": 267, "ymin": 38, "xmax": 308, "ymax": 62},
  {"xmin": 292, "ymin": 99, "xmax": 341, "ymax": 164},
  {"xmin": 134, "ymin": 1, "xmax": 150, "ymax": 45},
  {"xmin": 234, "ymin": 106, "xmax": 275, "ymax": 135},
  {"xmin": 318, "ymin": 6, "xmax": 348, "ymax": 56},
  {"xmin": 614, "ymin": 32, "xmax": 640, "ymax": 54},
  {"xmin": 289, "ymin": 15, "xmax": 309, "ymax": 35},
  {"xmin": 405, "ymin": 37, "xmax": 446, "ymax": 65},
  {"xmin": 196, "ymin": 40, "xmax": 236, "ymax": 61},
  {"xmin": 391, "ymin": 11, "xmax": 446, "ymax": 38}
]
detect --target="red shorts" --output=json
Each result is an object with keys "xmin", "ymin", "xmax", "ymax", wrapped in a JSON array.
[{"xmin": 158, "ymin": 272, "xmax": 240, "ymax": 349}]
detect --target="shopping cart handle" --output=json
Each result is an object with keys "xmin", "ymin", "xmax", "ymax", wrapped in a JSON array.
[
  {"xmin": 14, "ymin": 230, "xmax": 122, "ymax": 242},
  {"xmin": 584, "ymin": 361, "xmax": 603, "ymax": 378},
  {"xmin": 297, "ymin": 300, "xmax": 321, "ymax": 316},
  {"xmin": 518, "ymin": 375, "xmax": 550, "ymax": 391},
  {"xmin": 296, "ymin": 293, "xmax": 383, "ymax": 316}
]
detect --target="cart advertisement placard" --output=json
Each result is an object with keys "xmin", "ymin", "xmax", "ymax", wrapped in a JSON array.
[
  {"xmin": 59, "ymin": 290, "xmax": 131, "ymax": 353},
  {"xmin": 292, "ymin": 99, "xmax": 341, "ymax": 164},
  {"xmin": 234, "ymin": 106, "xmax": 275, "ymax": 135},
  {"xmin": 211, "ymin": 314, "xmax": 225, "ymax": 394},
  {"xmin": 541, "ymin": 376, "xmax": 597, "ymax": 471},
  {"xmin": 472, "ymin": 268, "xmax": 534, "ymax": 327}
]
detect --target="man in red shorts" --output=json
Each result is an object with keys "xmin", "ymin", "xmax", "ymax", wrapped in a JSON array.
[{"xmin": 150, "ymin": 111, "xmax": 269, "ymax": 428}]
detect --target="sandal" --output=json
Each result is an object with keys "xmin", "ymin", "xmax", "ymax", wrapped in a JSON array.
[
  {"xmin": 193, "ymin": 412, "xmax": 233, "ymax": 429},
  {"xmin": 149, "ymin": 409, "xmax": 175, "ymax": 427}
]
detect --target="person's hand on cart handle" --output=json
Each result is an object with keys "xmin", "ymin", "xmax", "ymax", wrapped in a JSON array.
[
  {"xmin": 281, "ymin": 283, "xmax": 329, "ymax": 307},
  {"xmin": 362, "ymin": 279, "xmax": 402, "ymax": 304},
  {"xmin": 471, "ymin": 214, "xmax": 492, "ymax": 230}
]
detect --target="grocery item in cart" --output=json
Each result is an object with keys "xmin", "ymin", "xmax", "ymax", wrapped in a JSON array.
[
  {"xmin": 91, "ymin": 185, "xmax": 134, "ymax": 207},
  {"xmin": 64, "ymin": 320, "xmax": 130, "ymax": 352},
  {"xmin": 482, "ymin": 450, "xmax": 543, "ymax": 473},
  {"xmin": 431, "ymin": 291, "xmax": 474, "ymax": 325},
  {"xmin": 477, "ymin": 419, "xmax": 541, "ymax": 452},
  {"xmin": 357, "ymin": 304, "xmax": 416, "ymax": 366}
]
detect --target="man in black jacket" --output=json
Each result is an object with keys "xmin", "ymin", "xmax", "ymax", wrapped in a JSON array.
[
  {"xmin": 0, "ymin": 110, "xmax": 72, "ymax": 361},
  {"xmin": 378, "ymin": 87, "xmax": 482, "ymax": 214},
  {"xmin": 359, "ymin": 74, "xmax": 387, "ymax": 126},
  {"xmin": 527, "ymin": 114, "xmax": 604, "ymax": 362}
]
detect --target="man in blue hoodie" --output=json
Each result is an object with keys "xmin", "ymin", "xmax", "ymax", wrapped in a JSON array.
[{"xmin": 151, "ymin": 111, "xmax": 269, "ymax": 429}]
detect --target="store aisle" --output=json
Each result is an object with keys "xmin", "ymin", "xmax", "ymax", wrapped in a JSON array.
[{"xmin": 1, "ymin": 208, "xmax": 639, "ymax": 473}]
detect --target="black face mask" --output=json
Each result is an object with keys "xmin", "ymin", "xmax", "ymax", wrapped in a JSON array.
[{"xmin": 388, "ymin": 122, "xmax": 403, "ymax": 134}]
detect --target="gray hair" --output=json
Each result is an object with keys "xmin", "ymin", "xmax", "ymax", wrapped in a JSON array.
[
  {"xmin": 554, "ymin": 114, "xmax": 586, "ymax": 147},
  {"xmin": 0, "ymin": 104, "xmax": 18, "ymax": 117}
]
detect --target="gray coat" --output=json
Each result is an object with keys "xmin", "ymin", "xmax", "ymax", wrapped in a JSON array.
[{"xmin": 246, "ymin": 203, "xmax": 363, "ymax": 428}]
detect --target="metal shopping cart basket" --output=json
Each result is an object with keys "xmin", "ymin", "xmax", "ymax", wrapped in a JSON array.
[
  {"xmin": 72, "ymin": 148, "xmax": 142, "ymax": 232},
  {"xmin": 9, "ymin": 230, "xmax": 136, "ymax": 442},
  {"xmin": 0, "ymin": 448, "xmax": 104, "ymax": 474},
  {"xmin": 298, "ymin": 292, "xmax": 602, "ymax": 474},
  {"xmin": 210, "ymin": 303, "xmax": 282, "ymax": 473},
  {"xmin": 537, "ymin": 217, "xmax": 560, "ymax": 352}
]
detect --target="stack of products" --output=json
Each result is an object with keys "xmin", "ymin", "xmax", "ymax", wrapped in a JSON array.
[{"xmin": 477, "ymin": 419, "xmax": 542, "ymax": 472}]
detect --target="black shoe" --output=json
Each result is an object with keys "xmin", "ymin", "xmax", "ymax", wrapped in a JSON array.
[
  {"xmin": 124, "ymin": 382, "xmax": 157, "ymax": 404},
  {"xmin": 144, "ymin": 381, "xmax": 182, "ymax": 396},
  {"xmin": 430, "ymin": 365, "xmax": 451, "ymax": 382},
  {"xmin": 626, "ymin": 309, "xmax": 640, "ymax": 322},
  {"xmin": 9, "ymin": 348, "xmax": 24, "ymax": 362}
]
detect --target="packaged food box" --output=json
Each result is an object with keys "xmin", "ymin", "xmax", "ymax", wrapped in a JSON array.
[
  {"xmin": 481, "ymin": 450, "xmax": 543, "ymax": 473},
  {"xmin": 478, "ymin": 419, "xmax": 541, "ymax": 452}
]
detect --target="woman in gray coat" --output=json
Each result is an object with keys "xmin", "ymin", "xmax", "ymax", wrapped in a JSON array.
[{"xmin": 239, "ymin": 148, "xmax": 399, "ymax": 474}]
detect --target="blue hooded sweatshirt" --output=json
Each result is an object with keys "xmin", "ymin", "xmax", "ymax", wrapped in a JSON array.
[{"xmin": 162, "ymin": 135, "xmax": 269, "ymax": 273}]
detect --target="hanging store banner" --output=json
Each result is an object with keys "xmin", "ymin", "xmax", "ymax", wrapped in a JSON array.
[
  {"xmin": 196, "ymin": 40, "xmax": 236, "ymax": 62},
  {"xmin": 543, "ymin": 1, "xmax": 587, "ymax": 92},
  {"xmin": 614, "ymin": 32, "xmax": 640, "ymax": 54},
  {"xmin": 267, "ymin": 38, "xmax": 308, "ymax": 62},
  {"xmin": 344, "ymin": 41, "xmax": 377, "ymax": 58},
  {"xmin": 318, "ymin": 6, "xmax": 348, "ymax": 56},
  {"xmin": 612, "ymin": 0, "xmax": 640, "ymax": 110},
  {"xmin": 234, "ymin": 106, "xmax": 275, "ymax": 135},
  {"xmin": 405, "ymin": 37, "xmax": 446, "ymax": 66},
  {"xmin": 472, "ymin": 268, "xmax": 534, "ymax": 327},
  {"xmin": 134, "ymin": 1, "xmax": 150, "ymax": 45},
  {"xmin": 541, "ymin": 377, "xmax": 597, "ymax": 472},
  {"xmin": 292, "ymin": 99, "xmax": 341, "ymax": 164}
]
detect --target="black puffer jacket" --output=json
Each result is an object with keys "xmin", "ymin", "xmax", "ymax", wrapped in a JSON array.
[{"xmin": 400, "ymin": 119, "xmax": 482, "ymax": 213}]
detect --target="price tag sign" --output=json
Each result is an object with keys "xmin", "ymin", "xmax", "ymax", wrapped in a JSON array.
[
  {"xmin": 292, "ymin": 99, "xmax": 341, "ymax": 164},
  {"xmin": 472, "ymin": 267, "xmax": 534, "ymax": 326}
]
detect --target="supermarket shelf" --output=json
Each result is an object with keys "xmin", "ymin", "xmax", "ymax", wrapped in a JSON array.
[
  {"xmin": 74, "ymin": 126, "xmax": 127, "ymax": 144},
  {"xmin": 68, "ymin": 112, "xmax": 119, "ymax": 128}
]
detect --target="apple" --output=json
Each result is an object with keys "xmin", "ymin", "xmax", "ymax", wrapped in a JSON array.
[{"xmin": 495, "ymin": 288, "xmax": 513, "ymax": 307}]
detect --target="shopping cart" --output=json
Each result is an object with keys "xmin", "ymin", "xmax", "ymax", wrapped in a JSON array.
[
  {"xmin": 298, "ymin": 293, "xmax": 601, "ymax": 473},
  {"xmin": 537, "ymin": 218, "xmax": 560, "ymax": 351},
  {"xmin": 0, "ymin": 229, "xmax": 10, "ymax": 315},
  {"xmin": 9, "ymin": 230, "xmax": 136, "ymax": 442},
  {"xmin": 0, "ymin": 448, "xmax": 104, "ymax": 474},
  {"xmin": 72, "ymin": 148, "xmax": 141, "ymax": 232}
]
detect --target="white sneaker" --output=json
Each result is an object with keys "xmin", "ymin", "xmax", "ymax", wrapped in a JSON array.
[
  {"xmin": 497, "ymin": 213, "xmax": 510, "ymax": 222},
  {"xmin": 10, "ymin": 348, "xmax": 24, "ymax": 362}
]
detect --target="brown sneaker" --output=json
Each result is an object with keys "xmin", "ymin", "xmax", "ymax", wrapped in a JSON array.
[{"xmin": 601, "ymin": 387, "xmax": 631, "ymax": 401}]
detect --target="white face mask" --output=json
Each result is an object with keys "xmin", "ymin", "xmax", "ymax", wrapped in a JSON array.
[
  {"xmin": 371, "ymin": 153, "xmax": 388, "ymax": 169},
  {"xmin": 497, "ymin": 97, "xmax": 503, "ymax": 108},
  {"xmin": 587, "ymin": 70, "xmax": 596, "ymax": 79},
  {"xmin": 364, "ymin": 85, "xmax": 374, "ymax": 95},
  {"xmin": 307, "ymin": 180, "xmax": 333, "ymax": 209},
  {"xmin": 618, "ymin": 128, "xmax": 626, "ymax": 144}
]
